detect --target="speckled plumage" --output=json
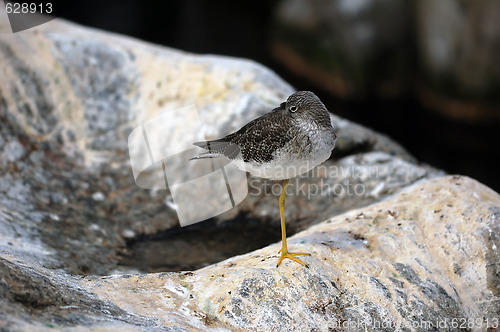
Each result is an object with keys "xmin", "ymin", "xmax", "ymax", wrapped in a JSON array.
[{"xmin": 192, "ymin": 91, "xmax": 336, "ymax": 180}]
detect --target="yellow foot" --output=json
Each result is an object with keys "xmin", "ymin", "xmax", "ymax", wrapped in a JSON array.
[{"xmin": 276, "ymin": 249, "xmax": 310, "ymax": 268}]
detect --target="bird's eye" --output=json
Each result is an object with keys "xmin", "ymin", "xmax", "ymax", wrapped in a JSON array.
[{"xmin": 290, "ymin": 105, "xmax": 298, "ymax": 112}]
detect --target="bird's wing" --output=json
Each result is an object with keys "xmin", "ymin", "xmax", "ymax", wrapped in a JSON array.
[
  {"xmin": 231, "ymin": 109, "xmax": 293, "ymax": 163},
  {"xmin": 192, "ymin": 139, "xmax": 241, "ymax": 159},
  {"xmin": 192, "ymin": 104, "xmax": 291, "ymax": 162}
]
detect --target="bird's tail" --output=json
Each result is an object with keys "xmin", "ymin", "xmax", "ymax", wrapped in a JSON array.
[
  {"xmin": 189, "ymin": 151, "xmax": 222, "ymax": 160},
  {"xmin": 190, "ymin": 140, "xmax": 240, "ymax": 160}
]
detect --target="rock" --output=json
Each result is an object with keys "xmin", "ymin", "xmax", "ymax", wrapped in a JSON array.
[
  {"xmin": 2, "ymin": 176, "xmax": 499, "ymax": 331},
  {"xmin": 80, "ymin": 176, "xmax": 500, "ymax": 331},
  {"xmin": 0, "ymin": 12, "xmax": 498, "ymax": 331},
  {"xmin": 0, "ymin": 14, "xmax": 292, "ymax": 275},
  {"xmin": 0, "ymin": 13, "xmax": 440, "ymax": 274},
  {"xmin": 0, "ymin": 255, "xmax": 212, "ymax": 331}
]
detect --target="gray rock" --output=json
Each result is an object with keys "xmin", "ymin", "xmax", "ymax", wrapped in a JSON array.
[
  {"xmin": 97, "ymin": 176, "xmax": 498, "ymax": 331},
  {"xmin": 0, "ymin": 140, "xmax": 25, "ymax": 164},
  {"xmin": 0, "ymin": 13, "xmax": 436, "ymax": 275},
  {"xmin": 0, "ymin": 13, "xmax": 498, "ymax": 332},
  {"xmin": 3, "ymin": 176, "xmax": 498, "ymax": 331},
  {"xmin": 0, "ymin": 256, "xmax": 209, "ymax": 331}
]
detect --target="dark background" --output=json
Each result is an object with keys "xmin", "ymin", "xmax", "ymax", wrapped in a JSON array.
[{"xmin": 55, "ymin": 0, "xmax": 499, "ymax": 192}]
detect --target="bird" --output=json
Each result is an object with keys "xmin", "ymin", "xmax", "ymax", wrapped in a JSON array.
[{"xmin": 191, "ymin": 91, "xmax": 337, "ymax": 267}]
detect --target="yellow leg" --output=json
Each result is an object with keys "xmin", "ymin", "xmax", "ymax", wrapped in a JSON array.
[{"xmin": 276, "ymin": 179, "xmax": 310, "ymax": 268}]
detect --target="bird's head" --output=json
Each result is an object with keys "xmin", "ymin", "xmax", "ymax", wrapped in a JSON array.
[{"xmin": 285, "ymin": 91, "xmax": 331, "ymax": 127}]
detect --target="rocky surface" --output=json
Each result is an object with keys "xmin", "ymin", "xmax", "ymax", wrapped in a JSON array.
[
  {"xmin": 90, "ymin": 176, "xmax": 500, "ymax": 331},
  {"xmin": 0, "ymin": 12, "xmax": 441, "ymax": 275},
  {"xmin": 0, "ymin": 11, "xmax": 498, "ymax": 332},
  {"xmin": 2, "ymin": 176, "xmax": 499, "ymax": 331}
]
